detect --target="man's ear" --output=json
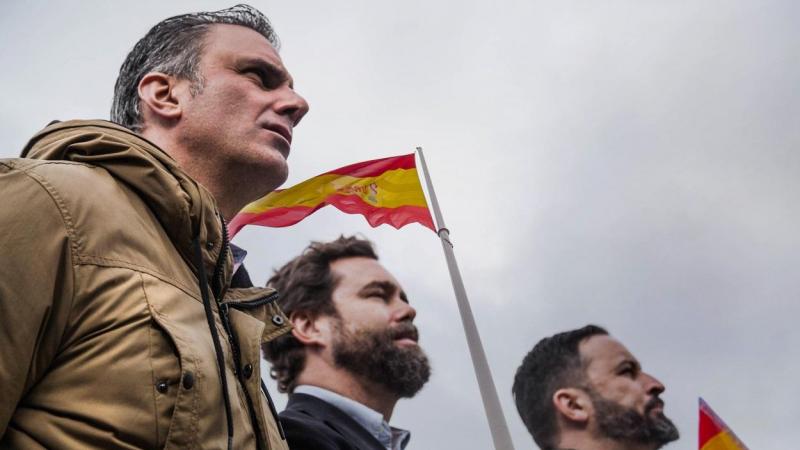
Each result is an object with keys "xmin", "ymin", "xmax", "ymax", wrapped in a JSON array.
[
  {"xmin": 290, "ymin": 311, "xmax": 328, "ymax": 348},
  {"xmin": 137, "ymin": 72, "xmax": 184, "ymax": 123},
  {"xmin": 553, "ymin": 387, "xmax": 591, "ymax": 423}
]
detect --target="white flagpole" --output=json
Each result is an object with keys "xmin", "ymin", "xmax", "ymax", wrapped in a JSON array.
[{"xmin": 416, "ymin": 147, "xmax": 515, "ymax": 450}]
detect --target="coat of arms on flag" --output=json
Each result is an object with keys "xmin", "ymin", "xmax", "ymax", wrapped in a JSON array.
[{"xmin": 229, "ymin": 154, "xmax": 434, "ymax": 237}]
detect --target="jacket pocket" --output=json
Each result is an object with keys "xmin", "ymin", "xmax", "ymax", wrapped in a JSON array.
[
  {"xmin": 147, "ymin": 316, "xmax": 183, "ymax": 447},
  {"xmin": 222, "ymin": 287, "xmax": 291, "ymax": 344},
  {"xmin": 142, "ymin": 273, "xmax": 229, "ymax": 449}
]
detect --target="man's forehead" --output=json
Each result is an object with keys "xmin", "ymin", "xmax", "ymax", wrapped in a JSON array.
[
  {"xmin": 331, "ymin": 257, "xmax": 400, "ymax": 290},
  {"xmin": 202, "ymin": 24, "xmax": 283, "ymax": 66},
  {"xmin": 580, "ymin": 335, "xmax": 637, "ymax": 370}
]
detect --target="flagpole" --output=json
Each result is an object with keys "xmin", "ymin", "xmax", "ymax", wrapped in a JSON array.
[{"xmin": 416, "ymin": 147, "xmax": 515, "ymax": 450}]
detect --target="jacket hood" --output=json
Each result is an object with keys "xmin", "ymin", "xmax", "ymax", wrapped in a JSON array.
[{"xmin": 22, "ymin": 119, "xmax": 231, "ymax": 290}]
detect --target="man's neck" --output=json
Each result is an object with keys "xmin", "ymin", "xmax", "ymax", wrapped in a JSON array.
[
  {"xmin": 139, "ymin": 127, "xmax": 243, "ymax": 219},
  {"xmin": 557, "ymin": 435, "xmax": 656, "ymax": 450},
  {"xmin": 296, "ymin": 364, "xmax": 399, "ymax": 421}
]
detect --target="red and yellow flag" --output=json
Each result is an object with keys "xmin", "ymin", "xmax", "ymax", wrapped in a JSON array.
[
  {"xmin": 699, "ymin": 398, "xmax": 748, "ymax": 450},
  {"xmin": 229, "ymin": 154, "xmax": 435, "ymax": 237}
]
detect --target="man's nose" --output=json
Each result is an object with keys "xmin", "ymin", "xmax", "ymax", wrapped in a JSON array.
[
  {"xmin": 275, "ymin": 87, "xmax": 309, "ymax": 127},
  {"xmin": 394, "ymin": 300, "xmax": 417, "ymax": 323},
  {"xmin": 643, "ymin": 372, "xmax": 666, "ymax": 395}
]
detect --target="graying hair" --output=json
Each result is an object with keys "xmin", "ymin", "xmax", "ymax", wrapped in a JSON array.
[{"xmin": 110, "ymin": 4, "xmax": 280, "ymax": 131}]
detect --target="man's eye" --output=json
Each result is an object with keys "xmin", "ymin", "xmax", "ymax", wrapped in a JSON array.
[
  {"xmin": 244, "ymin": 69, "xmax": 271, "ymax": 88},
  {"xmin": 364, "ymin": 291, "xmax": 389, "ymax": 301}
]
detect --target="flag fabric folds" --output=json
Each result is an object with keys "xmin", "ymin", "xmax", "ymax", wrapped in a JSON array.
[
  {"xmin": 699, "ymin": 398, "xmax": 748, "ymax": 450},
  {"xmin": 229, "ymin": 154, "xmax": 435, "ymax": 237}
]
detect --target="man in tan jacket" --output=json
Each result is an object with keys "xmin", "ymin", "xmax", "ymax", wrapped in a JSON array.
[{"xmin": 0, "ymin": 5, "xmax": 308, "ymax": 449}]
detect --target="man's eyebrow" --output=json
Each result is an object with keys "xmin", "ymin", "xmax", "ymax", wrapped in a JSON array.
[{"xmin": 357, "ymin": 280, "xmax": 407, "ymax": 302}]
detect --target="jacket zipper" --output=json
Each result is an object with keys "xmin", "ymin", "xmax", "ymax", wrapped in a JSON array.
[
  {"xmin": 211, "ymin": 218, "xmax": 230, "ymax": 300},
  {"xmin": 212, "ymin": 217, "xmax": 267, "ymax": 449}
]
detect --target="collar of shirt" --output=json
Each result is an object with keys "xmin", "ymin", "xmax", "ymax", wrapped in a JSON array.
[
  {"xmin": 294, "ymin": 385, "xmax": 411, "ymax": 450},
  {"xmin": 230, "ymin": 242, "xmax": 248, "ymax": 274}
]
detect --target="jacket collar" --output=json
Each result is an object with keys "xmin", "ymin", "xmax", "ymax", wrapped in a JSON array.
[
  {"xmin": 22, "ymin": 119, "xmax": 232, "ymax": 291},
  {"xmin": 287, "ymin": 393, "xmax": 387, "ymax": 450},
  {"xmin": 294, "ymin": 385, "xmax": 409, "ymax": 449}
]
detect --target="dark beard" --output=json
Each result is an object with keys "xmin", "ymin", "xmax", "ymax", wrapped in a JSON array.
[
  {"xmin": 590, "ymin": 391, "xmax": 680, "ymax": 448},
  {"xmin": 332, "ymin": 321, "xmax": 431, "ymax": 398}
]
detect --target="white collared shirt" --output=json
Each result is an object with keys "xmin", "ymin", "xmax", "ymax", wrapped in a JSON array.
[
  {"xmin": 294, "ymin": 385, "xmax": 411, "ymax": 450},
  {"xmin": 230, "ymin": 242, "xmax": 248, "ymax": 274}
]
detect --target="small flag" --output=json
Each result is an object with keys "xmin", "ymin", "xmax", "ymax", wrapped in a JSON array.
[
  {"xmin": 699, "ymin": 398, "xmax": 748, "ymax": 450},
  {"xmin": 229, "ymin": 154, "xmax": 435, "ymax": 237}
]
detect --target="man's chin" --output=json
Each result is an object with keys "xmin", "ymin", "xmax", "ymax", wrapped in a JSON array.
[
  {"xmin": 332, "ymin": 326, "xmax": 431, "ymax": 398},
  {"xmin": 247, "ymin": 155, "xmax": 288, "ymax": 194},
  {"xmin": 591, "ymin": 393, "xmax": 680, "ymax": 447}
]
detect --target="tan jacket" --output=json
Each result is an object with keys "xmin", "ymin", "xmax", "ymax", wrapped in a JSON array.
[{"xmin": 0, "ymin": 120, "xmax": 291, "ymax": 449}]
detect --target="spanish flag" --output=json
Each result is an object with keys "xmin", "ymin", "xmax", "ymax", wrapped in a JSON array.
[
  {"xmin": 229, "ymin": 154, "xmax": 435, "ymax": 237},
  {"xmin": 699, "ymin": 398, "xmax": 748, "ymax": 450}
]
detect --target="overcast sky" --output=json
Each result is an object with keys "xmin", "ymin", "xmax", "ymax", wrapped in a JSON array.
[{"xmin": 3, "ymin": 1, "xmax": 799, "ymax": 448}]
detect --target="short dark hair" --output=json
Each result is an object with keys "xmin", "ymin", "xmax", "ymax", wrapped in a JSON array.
[
  {"xmin": 512, "ymin": 324, "xmax": 609, "ymax": 450},
  {"xmin": 110, "ymin": 4, "xmax": 280, "ymax": 131},
  {"xmin": 262, "ymin": 236, "xmax": 378, "ymax": 393}
]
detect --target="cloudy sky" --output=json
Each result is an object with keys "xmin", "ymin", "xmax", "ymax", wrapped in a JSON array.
[{"xmin": 3, "ymin": 1, "xmax": 798, "ymax": 448}]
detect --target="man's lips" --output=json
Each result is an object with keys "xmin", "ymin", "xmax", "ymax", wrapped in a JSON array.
[
  {"xmin": 395, "ymin": 337, "xmax": 418, "ymax": 346},
  {"xmin": 391, "ymin": 325, "xmax": 419, "ymax": 346},
  {"xmin": 264, "ymin": 123, "xmax": 292, "ymax": 146},
  {"xmin": 646, "ymin": 397, "xmax": 665, "ymax": 414}
]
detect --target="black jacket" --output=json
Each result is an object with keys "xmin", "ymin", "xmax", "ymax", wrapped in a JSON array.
[{"xmin": 279, "ymin": 393, "xmax": 386, "ymax": 450}]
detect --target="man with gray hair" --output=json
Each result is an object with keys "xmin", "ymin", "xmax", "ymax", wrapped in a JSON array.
[{"xmin": 0, "ymin": 5, "xmax": 307, "ymax": 449}]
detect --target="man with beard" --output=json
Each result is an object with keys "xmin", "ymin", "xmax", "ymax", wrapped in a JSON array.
[
  {"xmin": 512, "ymin": 325, "xmax": 679, "ymax": 450},
  {"xmin": 263, "ymin": 236, "xmax": 431, "ymax": 450}
]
